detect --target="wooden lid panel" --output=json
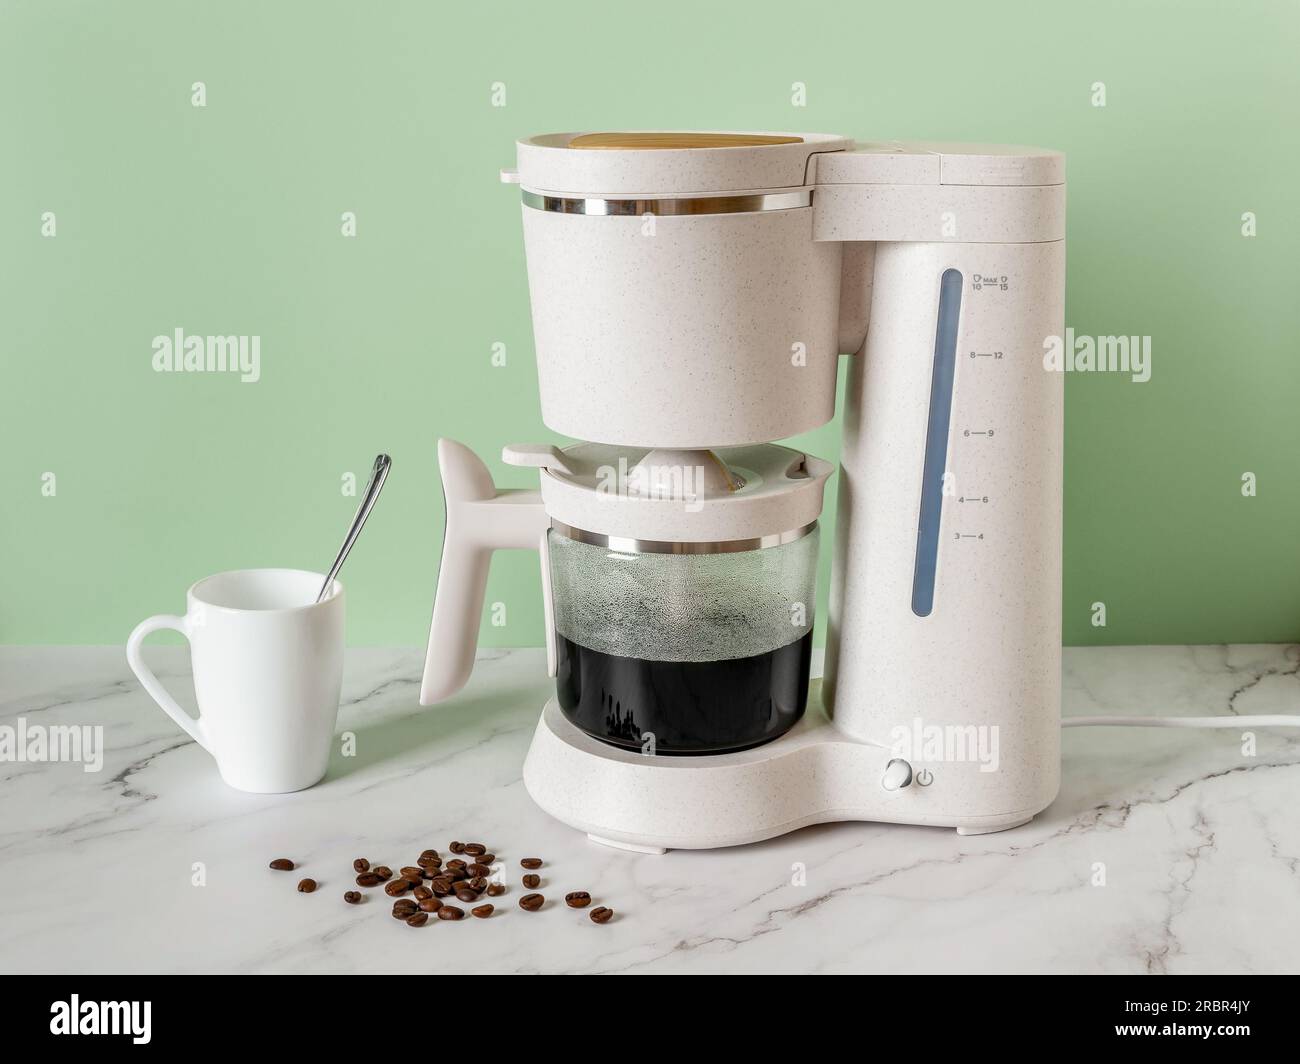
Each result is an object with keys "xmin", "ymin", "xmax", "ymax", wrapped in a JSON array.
[{"xmin": 568, "ymin": 132, "xmax": 804, "ymax": 151}]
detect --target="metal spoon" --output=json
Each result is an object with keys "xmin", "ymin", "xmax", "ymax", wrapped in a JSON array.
[{"xmin": 317, "ymin": 454, "xmax": 392, "ymax": 603}]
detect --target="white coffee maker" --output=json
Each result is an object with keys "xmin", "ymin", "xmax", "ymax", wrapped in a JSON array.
[{"xmin": 420, "ymin": 131, "xmax": 1065, "ymax": 853}]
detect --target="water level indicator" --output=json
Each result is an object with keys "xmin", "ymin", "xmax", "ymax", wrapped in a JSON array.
[{"xmin": 911, "ymin": 268, "xmax": 963, "ymax": 617}]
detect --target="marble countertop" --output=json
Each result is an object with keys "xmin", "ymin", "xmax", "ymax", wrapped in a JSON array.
[{"xmin": 1, "ymin": 644, "xmax": 1298, "ymax": 974}]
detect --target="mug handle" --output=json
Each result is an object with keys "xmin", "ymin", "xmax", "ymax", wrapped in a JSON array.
[{"xmin": 126, "ymin": 614, "xmax": 212, "ymax": 751}]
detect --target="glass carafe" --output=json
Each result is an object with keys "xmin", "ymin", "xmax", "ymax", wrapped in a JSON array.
[{"xmin": 547, "ymin": 526, "xmax": 819, "ymax": 755}]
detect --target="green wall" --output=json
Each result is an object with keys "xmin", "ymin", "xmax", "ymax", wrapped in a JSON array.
[{"xmin": 3, "ymin": 0, "xmax": 1297, "ymax": 647}]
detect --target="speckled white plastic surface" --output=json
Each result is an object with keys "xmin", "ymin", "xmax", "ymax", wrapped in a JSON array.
[
  {"xmin": 515, "ymin": 137, "xmax": 1064, "ymax": 447},
  {"xmin": 814, "ymin": 183, "xmax": 1064, "ymax": 244},
  {"xmin": 522, "ymin": 683, "xmax": 1043, "ymax": 850},
  {"xmin": 824, "ymin": 239, "xmax": 1065, "ymax": 822},
  {"xmin": 529, "ymin": 441, "xmax": 833, "ymax": 542},
  {"xmin": 813, "ymin": 142, "xmax": 1065, "ymax": 186},
  {"xmin": 420, "ymin": 440, "xmax": 552, "ymax": 705},
  {"xmin": 521, "ymin": 204, "xmax": 843, "ymax": 447}
]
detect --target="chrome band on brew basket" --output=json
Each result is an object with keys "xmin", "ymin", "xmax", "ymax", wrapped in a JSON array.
[
  {"xmin": 549, "ymin": 520, "xmax": 817, "ymax": 555},
  {"xmin": 521, "ymin": 189, "xmax": 812, "ymax": 217}
]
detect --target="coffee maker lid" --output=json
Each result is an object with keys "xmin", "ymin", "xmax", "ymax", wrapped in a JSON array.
[
  {"xmin": 567, "ymin": 132, "xmax": 805, "ymax": 150},
  {"xmin": 514, "ymin": 131, "xmax": 851, "ymax": 196},
  {"xmin": 503, "ymin": 442, "xmax": 832, "ymax": 547}
]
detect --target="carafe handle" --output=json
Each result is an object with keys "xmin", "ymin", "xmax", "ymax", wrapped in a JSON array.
[{"xmin": 420, "ymin": 439, "xmax": 552, "ymax": 705}]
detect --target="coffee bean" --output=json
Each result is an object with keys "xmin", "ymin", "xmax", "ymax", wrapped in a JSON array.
[
  {"xmin": 417, "ymin": 855, "xmax": 442, "ymax": 870},
  {"xmin": 436, "ymin": 905, "xmax": 465, "ymax": 921},
  {"xmin": 448, "ymin": 869, "xmax": 470, "ymax": 882},
  {"xmin": 430, "ymin": 877, "xmax": 453, "ymax": 896},
  {"xmin": 463, "ymin": 843, "xmax": 486, "ymax": 856},
  {"xmin": 519, "ymin": 893, "xmax": 544, "ymax": 912},
  {"xmin": 392, "ymin": 905, "xmax": 415, "ymax": 920},
  {"xmin": 418, "ymin": 897, "xmax": 442, "ymax": 913},
  {"xmin": 356, "ymin": 872, "xmax": 381, "ymax": 887},
  {"xmin": 399, "ymin": 866, "xmax": 423, "ymax": 880},
  {"xmin": 384, "ymin": 880, "xmax": 411, "ymax": 897},
  {"xmin": 471, "ymin": 904, "xmax": 494, "ymax": 918},
  {"xmin": 269, "ymin": 858, "xmax": 295, "ymax": 871},
  {"xmin": 467, "ymin": 863, "xmax": 491, "ymax": 878},
  {"xmin": 477, "ymin": 854, "xmax": 496, "ymax": 866},
  {"xmin": 486, "ymin": 883, "xmax": 506, "ymax": 897},
  {"xmin": 466, "ymin": 877, "xmax": 487, "ymax": 892},
  {"xmin": 419, "ymin": 848, "xmax": 440, "ymax": 861},
  {"xmin": 520, "ymin": 858, "xmax": 543, "ymax": 870},
  {"xmin": 449, "ymin": 841, "xmax": 465, "ymax": 854},
  {"xmin": 352, "ymin": 858, "xmax": 370, "ymax": 873},
  {"xmin": 413, "ymin": 885, "xmax": 433, "ymax": 901},
  {"xmin": 406, "ymin": 912, "xmax": 429, "ymax": 927},
  {"xmin": 455, "ymin": 888, "xmax": 479, "ymax": 903},
  {"xmin": 589, "ymin": 906, "xmax": 613, "ymax": 924},
  {"xmin": 392, "ymin": 899, "xmax": 417, "ymax": 914},
  {"xmin": 344, "ymin": 891, "xmax": 362, "ymax": 904},
  {"xmin": 373, "ymin": 866, "xmax": 393, "ymax": 881},
  {"xmin": 565, "ymin": 891, "xmax": 592, "ymax": 908},
  {"xmin": 522, "ymin": 874, "xmax": 541, "ymax": 889},
  {"xmin": 297, "ymin": 878, "xmax": 317, "ymax": 893},
  {"xmin": 446, "ymin": 858, "xmax": 467, "ymax": 871}
]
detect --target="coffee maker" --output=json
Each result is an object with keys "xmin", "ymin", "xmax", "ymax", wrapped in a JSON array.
[{"xmin": 420, "ymin": 132, "xmax": 1065, "ymax": 853}]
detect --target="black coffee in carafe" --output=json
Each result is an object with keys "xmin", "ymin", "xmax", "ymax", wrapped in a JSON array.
[
  {"xmin": 546, "ymin": 525, "xmax": 819, "ymax": 756},
  {"xmin": 555, "ymin": 631, "xmax": 812, "ymax": 755}
]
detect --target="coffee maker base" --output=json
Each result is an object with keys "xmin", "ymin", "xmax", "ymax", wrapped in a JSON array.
[{"xmin": 521, "ymin": 687, "xmax": 1045, "ymax": 852}]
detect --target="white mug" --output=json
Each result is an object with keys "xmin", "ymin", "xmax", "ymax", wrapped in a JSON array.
[{"xmin": 127, "ymin": 568, "xmax": 345, "ymax": 793}]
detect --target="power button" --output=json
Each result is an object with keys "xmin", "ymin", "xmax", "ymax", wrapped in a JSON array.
[
  {"xmin": 881, "ymin": 758, "xmax": 913, "ymax": 791},
  {"xmin": 916, "ymin": 769, "xmax": 934, "ymax": 787}
]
